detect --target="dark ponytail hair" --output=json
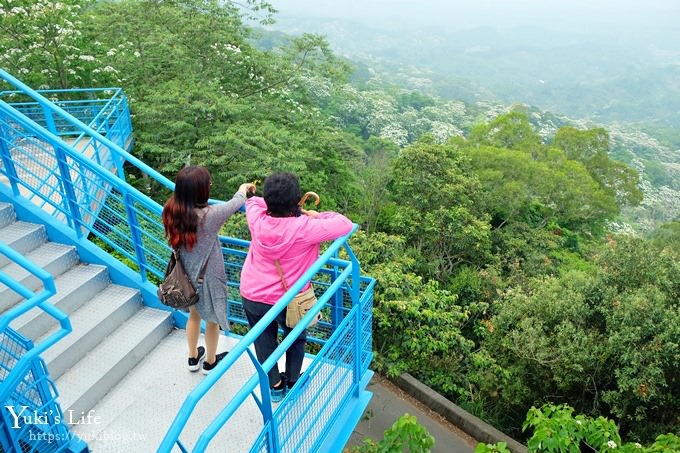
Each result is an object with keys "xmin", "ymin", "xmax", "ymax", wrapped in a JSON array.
[{"xmin": 162, "ymin": 166, "xmax": 211, "ymax": 250}]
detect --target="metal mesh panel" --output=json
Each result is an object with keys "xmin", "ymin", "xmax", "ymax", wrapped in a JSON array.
[
  {"xmin": 11, "ymin": 102, "xmax": 107, "ymax": 136},
  {"xmin": 251, "ymin": 422, "xmax": 273, "ymax": 453},
  {"xmin": 275, "ymin": 309, "xmax": 357, "ymax": 453},
  {"xmin": 92, "ymin": 189, "xmax": 136, "ymax": 260},
  {"xmin": 0, "ymin": 121, "xmax": 68, "ymax": 216},
  {"xmin": 135, "ymin": 202, "xmax": 170, "ymax": 280},
  {"xmin": 223, "ymin": 241, "xmax": 357, "ymax": 346},
  {"xmin": 5, "ymin": 88, "xmax": 128, "ymax": 140},
  {"xmin": 0, "ymin": 329, "xmax": 71, "ymax": 453}
]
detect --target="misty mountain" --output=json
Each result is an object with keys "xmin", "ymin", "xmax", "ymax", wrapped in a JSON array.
[{"xmin": 266, "ymin": 15, "xmax": 680, "ymax": 129}]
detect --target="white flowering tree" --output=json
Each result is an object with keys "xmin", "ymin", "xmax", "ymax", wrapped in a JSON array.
[
  {"xmin": 0, "ymin": 0, "xmax": 106, "ymax": 89},
  {"xmin": 76, "ymin": 0, "xmax": 361, "ymax": 205}
]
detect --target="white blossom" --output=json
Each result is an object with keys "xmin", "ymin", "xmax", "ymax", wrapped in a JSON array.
[
  {"xmin": 10, "ymin": 6, "xmax": 28, "ymax": 15},
  {"xmin": 607, "ymin": 441, "xmax": 617, "ymax": 449}
]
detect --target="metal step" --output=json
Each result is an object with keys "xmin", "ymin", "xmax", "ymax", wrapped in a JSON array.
[
  {"xmin": 0, "ymin": 241, "xmax": 79, "ymax": 311},
  {"xmin": 12, "ymin": 263, "xmax": 111, "ymax": 341},
  {"xmin": 0, "ymin": 201, "xmax": 179, "ymax": 449},
  {"xmin": 0, "ymin": 220, "xmax": 47, "ymax": 267},
  {"xmin": 55, "ymin": 307, "xmax": 174, "ymax": 417},
  {"xmin": 0, "ymin": 202, "xmax": 16, "ymax": 228},
  {"xmin": 42, "ymin": 284, "xmax": 142, "ymax": 379},
  {"xmin": 68, "ymin": 331, "xmax": 249, "ymax": 452}
]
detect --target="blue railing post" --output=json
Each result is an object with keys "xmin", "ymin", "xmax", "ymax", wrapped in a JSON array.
[
  {"xmin": 246, "ymin": 348, "xmax": 281, "ymax": 453},
  {"xmin": 92, "ymin": 135, "xmax": 103, "ymax": 166},
  {"xmin": 331, "ymin": 257, "xmax": 343, "ymax": 330},
  {"xmin": 41, "ymin": 105, "xmax": 58, "ymax": 135},
  {"xmin": 345, "ymin": 245, "xmax": 363, "ymax": 396},
  {"xmin": 0, "ymin": 123, "xmax": 20, "ymax": 196},
  {"xmin": 54, "ymin": 143, "xmax": 85, "ymax": 237},
  {"xmin": 123, "ymin": 192, "xmax": 149, "ymax": 282}
]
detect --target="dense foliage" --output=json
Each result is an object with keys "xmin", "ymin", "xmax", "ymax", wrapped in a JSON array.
[
  {"xmin": 3, "ymin": 0, "xmax": 678, "ymax": 445},
  {"xmin": 350, "ymin": 413, "xmax": 435, "ymax": 453},
  {"xmin": 477, "ymin": 404, "xmax": 680, "ymax": 453}
]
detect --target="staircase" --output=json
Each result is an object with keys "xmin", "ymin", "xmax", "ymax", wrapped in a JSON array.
[
  {"xmin": 0, "ymin": 69, "xmax": 375, "ymax": 452},
  {"xmin": 0, "ymin": 200, "xmax": 174, "ymax": 427}
]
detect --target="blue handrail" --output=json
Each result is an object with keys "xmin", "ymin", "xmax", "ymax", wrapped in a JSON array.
[
  {"xmin": 0, "ymin": 242, "xmax": 72, "ymax": 403},
  {"xmin": 0, "ymin": 69, "xmax": 170, "ymax": 188},
  {"xmin": 158, "ymin": 224, "xmax": 359, "ymax": 451}
]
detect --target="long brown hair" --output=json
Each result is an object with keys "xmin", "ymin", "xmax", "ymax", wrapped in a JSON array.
[{"xmin": 162, "ymin": 166, "xmax": 211, "ymax": 250}]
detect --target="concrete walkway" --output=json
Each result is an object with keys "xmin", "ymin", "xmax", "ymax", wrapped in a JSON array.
[{"xmin": 346, "ymin": 375, "xmax": 477, "ymax": 452}]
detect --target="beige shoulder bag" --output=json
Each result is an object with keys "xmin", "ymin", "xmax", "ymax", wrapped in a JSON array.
[{"xmin": 275, "ymin": 259, "xmax": 320, "ymax": 329}]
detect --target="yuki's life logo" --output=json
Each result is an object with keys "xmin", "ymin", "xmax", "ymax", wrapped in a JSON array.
[{"xmin": 4, "ymin": 405, "xmax": 56, "ymax": 429}]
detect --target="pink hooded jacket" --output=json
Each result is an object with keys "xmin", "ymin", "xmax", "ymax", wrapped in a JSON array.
[{"xmin": 239, "ymin": 196, "xmax": 354, "ymax": 305}]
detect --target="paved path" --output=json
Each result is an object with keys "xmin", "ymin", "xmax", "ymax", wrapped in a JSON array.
[{"xmin": 346, "ymin": 375, "xmax": 477, "ymax": 452}]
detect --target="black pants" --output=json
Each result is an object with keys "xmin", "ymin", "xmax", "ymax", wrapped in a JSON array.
[{"xmin": 242, "ymin": 297, "xmax": 306, "ymax": 387}]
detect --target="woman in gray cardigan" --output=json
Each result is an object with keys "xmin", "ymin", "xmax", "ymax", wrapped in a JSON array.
[{"xmin": 162, "ymin": 166, "xmax": 255, "ymax": 374}]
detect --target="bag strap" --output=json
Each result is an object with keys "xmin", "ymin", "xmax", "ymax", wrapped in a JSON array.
[
  {"xmin": 175, "ymin": 248, "xmax": 210, "ymax": 285},
  {"xmin": 274, "ymin": 259, "xmax": 288, "ymax": 291}
]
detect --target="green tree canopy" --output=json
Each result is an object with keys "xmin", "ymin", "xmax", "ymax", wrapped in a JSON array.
[
  {"xmin": 468, "ymin": 111, "xmax": 542, "ymax": 151},
  {"xmin": 554, "ymin": 127, "xmax": 643, "ymax": 207},
  {"xmin": 383, "ymin": 137, "xmax": 492, "ymax": 281}
]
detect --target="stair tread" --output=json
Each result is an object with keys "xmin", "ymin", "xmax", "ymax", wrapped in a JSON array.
[
  {"xmin": 0, "ymin": 221, "xmax": 46, "ymax": 266},
  {"xmin": 18, "ymin": 263, "xmax": 108, "ymax": 308},
  {"xmin": 1, "ymin": 242, "xmax": 76, "ymax": 277},
  {"xmin": 12, "ymin": 263, "xmax": 110, "ymax": 339},
  {"xmin": 0, "ymin": 203, "xmax": 17, "ymax": 228},
  {"xmin": 0, "ymin": 220, "xmax": 44, "ymax": 242},
  {"xmin": 56, "ymin": 307, "xmax": 172, "ymax": 411},
  {"xmin": 68, "ymin": 331, "xmax": 251, "ymax": 452},
  {"xmin": 0, "ymin": 242, "xmax": 79, "ymax": 312},
  {"xmin": 41, "ymin": 284, "xmax": 141, "ymax": 365},
  {"xmin": 51, "ymin": 264, "xmax": 110, "ymax": 298}
]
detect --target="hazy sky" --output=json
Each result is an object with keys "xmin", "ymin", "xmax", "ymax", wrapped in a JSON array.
[{"xmin": 270, "ymin": 0, "xmax": 680, "ymax": 36}]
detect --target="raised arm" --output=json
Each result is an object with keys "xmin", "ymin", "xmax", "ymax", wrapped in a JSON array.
[
  {"xmin": 301, "ymin": 211, "xmax": 354, "ymax": 244},
  {"xmin": 203, "ymin": 183, "xmax": 256, "ymax": 233}
]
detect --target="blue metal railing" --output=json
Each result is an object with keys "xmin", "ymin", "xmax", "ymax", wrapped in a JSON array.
[
  {"xmin": 0, "ymin": 69, "xmax": 166, "ymax": 188},
  {"xmin": 0, "ymin": 243, "xmax": 85, "ymax": 452},
  {"xmin": 0, "ymin": 101, "xmax": 169, "ymax": 281},
  {"xmin": 160, "ymin": 225, "xmax": 375, "ymax": 452},
  {"xmin": 0, "ymin": 77, "xmax": 134, "ymax": 224},
  {"xmin": 0, "ymin": 87, "xmax": 130, "ymax": 141},
  {"xmin": 8, "ymin": 88, "xmax": 136, "ymax": 169},
  {"xmin": 0, "ymin": 69, "xmax": 374, "ymax": 452}
]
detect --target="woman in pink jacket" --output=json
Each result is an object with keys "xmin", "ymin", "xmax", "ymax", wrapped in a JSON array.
[{"xmin": 240, "ymin": 172, "xmax": 353, "ymax": 402}]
